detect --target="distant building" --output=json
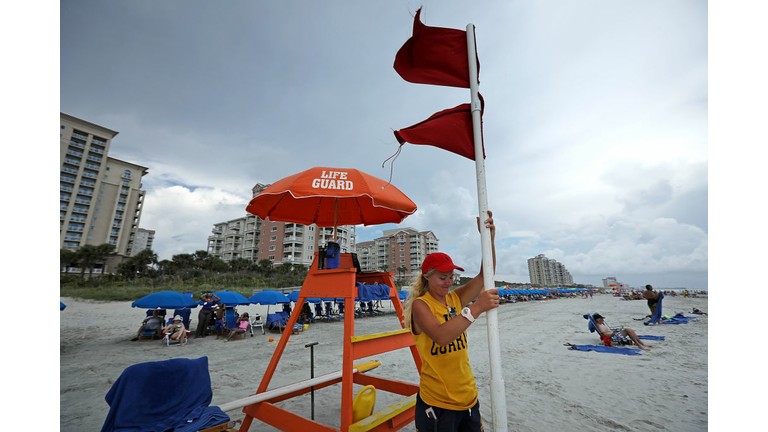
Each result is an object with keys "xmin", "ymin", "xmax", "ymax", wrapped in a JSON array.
[
  {"xmin": 602, "ymin": 277, "xmax": 619, "ymax": 287},
  {"xmin": 60, "ymin": 113, "xmax": 149, "ymax": 273},
  {"xmin": 527, "ymin": 254, "xmax": 574, "ymax": 286},
  {"xmin": 131, "ymin": 228, "xmax": 155, "ymax": 256},
  {"xmin": 356, "ymin": 228, "xmax": 439, "ymax": 280},
  {"xmin": 207, "ymin": 183, "xmax": 356, "ymax": 267}
]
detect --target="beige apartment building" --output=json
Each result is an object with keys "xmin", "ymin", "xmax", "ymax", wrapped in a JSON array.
[
  {"xmin": 60, "ymin": 113, "xmax": 149, "ymax": 272},
  {"xmin": 356, "ymin": 228, "xmax": 439, "ymax": 280},
  {"xmin": 527, "ymin": 254, "xmax": 574, "ymax": 286},
  {"xmin": 131, "ymin": 228, "xmax": 156, "ymax": 256},
  {"xmin": 207, "ymin": 183, "xmax": 356, "ymax": 267}
]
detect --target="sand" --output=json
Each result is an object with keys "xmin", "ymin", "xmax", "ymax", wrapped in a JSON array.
[{"xmin": 60, "ymin": 293, "xmax": 708, "ymax": 431}]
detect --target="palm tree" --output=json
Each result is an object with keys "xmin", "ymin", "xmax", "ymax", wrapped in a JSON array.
[
  {"xmin": 229, "ymin": 257, "xmax": 252, "ymax": 273},
  {"xmin": 60, "ymin": 249, "xmax": 77, "ymax": 275},
  {"xmin": 397, "ymin": 265, "xmax": 408, "ymax": 282},
  {"xmin": 131, "ymin": 249, "xmax": 158, "ymax": 278},
  {"xmin": 75, "ymin": 243, "xmax": 116, "ymax": 278},
  {"xmin": 381, "ymin": 264, "xmax": 389, "ymax": 273}
]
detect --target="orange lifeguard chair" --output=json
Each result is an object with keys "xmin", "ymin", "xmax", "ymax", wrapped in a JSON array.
[{"xmin": 237, "ymin": 252, "xmax": 423, "ymax": 431}]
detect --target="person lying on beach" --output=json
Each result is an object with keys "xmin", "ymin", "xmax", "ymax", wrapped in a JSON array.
[
  {"xmin": 224, "ymin": 313, "xmax": 249, "ymax": 341},
  {"xmin": 403, "ymin": 210, "xmax": 498, "ymax": 432},
  {"xmin": 593, "ymin": 313, "xmax": 651, "ymax": 351},
  {"xmin": 132, "ymin": 310, "xmax": 163, "ymax": 341},
  {"xmin": 162, "ymin": 315, "xmax": 187, "ymax": 347},
  {"xmin": 692, "ymin": 308, "xmax": 707, "ymax": 314}
]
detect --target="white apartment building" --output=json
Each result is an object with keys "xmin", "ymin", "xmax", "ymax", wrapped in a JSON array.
[
  {"xmin": 527, "ymin": 254, "xmax": 574, "ymax": 286},
  {"xmin": 60, "ymin": 113, "xmax": 149, "ymax": 271},
  {"xmin": 207, "ymin": 183, "xmax": 356, "ymax": 267},
  {"xmin": 356, "ymin": 228, "xmax": 439, "ymax": 279}
]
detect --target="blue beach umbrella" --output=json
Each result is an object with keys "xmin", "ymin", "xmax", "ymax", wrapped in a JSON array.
[
  {"xmin": 398, "ymin": 290, "xmax": 409, "ymax": 300},
  {"xmin": 211, "ymin": 290, "xmax": 250, "ymax": 306},
  {"xmin": 60, "ymin": 301, "xmax": 66, "ymax": 311},
  {"xmin": 287, "ymin": 291, "xmax": 322, "ymax": 304},
  {"xmin": 131, "ymin": 291, "xmax": 199, "ymax": 309},
  {"xmin": 249, "ymin": 290, "xmax": 290, "ymax": 316}
]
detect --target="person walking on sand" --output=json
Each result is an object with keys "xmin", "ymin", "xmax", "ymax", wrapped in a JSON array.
[
  {"xmin": 402, "ymin": 210, "xmax": 499, "ymax": 432},
  {"xmin": 643, "ymin": 284, "xmax": 661, "ymax": 316},
  {"xmin": 194, "ymin": 292, "xmax": 220, "ymax": 338},
  {"xmin": 593, "ymin": 313, "xmax": 651, "ymax": 351}
]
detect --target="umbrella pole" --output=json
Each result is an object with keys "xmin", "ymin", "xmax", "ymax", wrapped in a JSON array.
[
  {"xmin": 466, "ymin": 23, "xmax": 507, "ymax": 432},
  {"xmin": 333, "ymin": 198, "xmax": 338, "ymax": 242}
]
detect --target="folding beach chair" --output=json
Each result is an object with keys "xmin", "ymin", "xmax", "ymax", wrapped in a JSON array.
[
  {"xmin": 266, "ymin": 313, "xmax": 284, "ymax": 333},
  {"xmin": 584, "ymin": 313, "xmax": 630, "ymax": 347},
  {"xmin": 250, "ymin": 314, "xmax": 265, "ymax": 335},
  {"xmin": 222, "ymin": 307, "xmax": 247, "ymax": 341},
  {"xmin": 277, "ymin": 311, "xmax": 303, "ymax": 333}
]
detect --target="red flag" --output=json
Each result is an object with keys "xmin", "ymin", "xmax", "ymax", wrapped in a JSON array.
[
  {"xmin": 393, "ymin": 94, "xmax": 485, "ymax": 161},
  {"xmin": 393, "ymin": 7, "xmax": 479, "ymax": 88}
]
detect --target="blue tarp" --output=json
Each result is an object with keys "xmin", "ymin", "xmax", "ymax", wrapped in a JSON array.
[
  {"xmin": 101, "ymin": 356, "xmax": 229, "ymax": 432},
  {"xmin": 355, "ymin": 283, "xmax": 390, "ymax": 302}
]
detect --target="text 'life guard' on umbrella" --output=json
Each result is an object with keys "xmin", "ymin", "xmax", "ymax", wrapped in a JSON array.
[{"xmin": 245, "ymin": 167, "xmax": 417, "ymax": 241}]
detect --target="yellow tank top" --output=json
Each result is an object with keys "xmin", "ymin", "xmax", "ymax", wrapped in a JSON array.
[{"xmin": 412, "ymin": 291, "xmax": 477, "ymax": 410}]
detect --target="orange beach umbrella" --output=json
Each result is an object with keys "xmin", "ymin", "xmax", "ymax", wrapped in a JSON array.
[{"xmin": 246, "ymin": 167, "xmax": 417, "ymax": 237}]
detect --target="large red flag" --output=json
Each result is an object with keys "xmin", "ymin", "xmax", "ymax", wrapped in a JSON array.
[
  {"xmin": 393, "ymin": 94, "xmax": 485, "ymax": 161},
  {"xmin": 393, "ymin": 7, "xmax": 479, "ymax": 88}
]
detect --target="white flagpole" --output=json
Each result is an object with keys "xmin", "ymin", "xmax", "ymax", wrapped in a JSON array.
[{"xmin": 466, "ymin": 23, "xmax": 507, "ymax": 432}]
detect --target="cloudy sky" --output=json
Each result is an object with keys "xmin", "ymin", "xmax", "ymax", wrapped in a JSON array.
[{"xmin": 58, "ymin": 0, "xmax": 710, "ymax": 289}]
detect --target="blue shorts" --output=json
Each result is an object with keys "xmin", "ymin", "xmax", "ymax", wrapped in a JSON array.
[{"xmin": 415, "ymin": 392, "xmax": 483, "ymax": 432}]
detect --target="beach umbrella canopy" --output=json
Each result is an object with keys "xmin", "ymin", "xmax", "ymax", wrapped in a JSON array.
[
  {"xmin": 60, "ymin": 301, "xmax": 66, "ymax": 311},
  {"xmin": 131, "ymin": 291, "xmax": 198, "ymax": 309},
  {"xmin": 287, "ymin": 291, "xmax": 321, "ymax": 304},
  {"xmin": 245, "ymin": 167, "xmax": 417, "ymax": 239},
  {"xmin": 398, "ymin": 290, "xmax": 409, "ymax": 300},
  {"xmin": 249, "ymin": 290, "xmax": 290, "ymax": 305},
  {"xmin": 249, "ymin": 290, "xmax": 291, "ymax": 316},
  {"xmin": 211, "ymin": 290, "xmax": 250, "ymax": 306}
]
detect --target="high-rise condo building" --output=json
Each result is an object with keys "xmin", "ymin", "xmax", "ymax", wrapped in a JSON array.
[
  {"xmin": 527, "ymin": 254, "xmax": 574, "ymax": 286},
  {"xmin": 60, "ymin": 113, "xmax": 149, "ymax": 272},
  {"xmin": 131, "ymin": 228, "xmax": 156, "ymax": 257},
  {"xmin": 356, "ymin": 228, "xmax": 439, "ymax": 280},
  {"xmin": 207, "ymin": 183, "xmax": 356, "ymax": 267}
]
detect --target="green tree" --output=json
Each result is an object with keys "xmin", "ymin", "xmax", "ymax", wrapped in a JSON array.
[
  {"xmin": 172, "ymin": 253, "xmax": 195, "ymax": 273},
  {"xmin": 75, "ymin": 243, "xmax": 116, "ymax": 278},
  {"xmin": 397, "ymin": 265, "xmax": 408, "ymax": 281},
  {"xmin": 381, "ymin": 264, "xmax": 389, "ymax": 273},
  {"xmin": 131, "ymin": 249, "xmax": 158, "ymax": 277},
  {"xmin": 60, "ymin": 249, "xmax": 77, "ymax": 275},
  {"xmin": 229, "ymin": 257, "xmax": 253, "ymax": 272},
  {"xmin": 255, "ymin": 259, "xmax": 274, "ymax": 277}
]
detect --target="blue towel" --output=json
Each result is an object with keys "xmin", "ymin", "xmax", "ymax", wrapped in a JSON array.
[
  {"xmin": 638, "ymin": 335, "xmax": 665, "ymax": 340},
  {"xmin": 644, "ymin": 293, "xmax": 665, "ymax": 325},
  {"xmin": 101, "ymin": 356, "xmax": 229, "ymax": 432},
  {"xmin": 660, "ymin": 313, "xmax": 698, "ymax": 324},
  {"xmin": 356, "ymin": 283, "xmax": 390, "ymax": 302},
  {"xmin": 568, "ymin": 344, "xmax": 642, "ymax": 355}
]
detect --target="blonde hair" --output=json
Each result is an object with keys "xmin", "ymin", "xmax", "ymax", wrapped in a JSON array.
[{"xmin": 402, "ymin": 269, "xmax": 436, "ymax": 329}]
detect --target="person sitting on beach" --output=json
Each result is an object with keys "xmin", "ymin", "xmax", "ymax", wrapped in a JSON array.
[
  {"xmin": 225, "ymin": 312, "xmax": 249, "ymax": 341},
  {"xmin": 132, "ymin": 310, "xmax": 163, "ymax": 341},
  {"xmin": 642, "ymin": 284, "xmax": 661, "ymax": 316},
  {"xmin": 593, "ymin": 314, "xmax": 651, "ymax": 351},
  {"xmin": 162, "ymin": 315, "xmax": 187, "ymax": 347},
  {"xmin": 403, "ymin": 211, "xmax": 498, "ymax": 432}
]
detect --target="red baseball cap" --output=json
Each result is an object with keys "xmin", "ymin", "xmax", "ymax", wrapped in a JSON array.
[{"xmin": 422, "ymin": 252, "xmax": 464, "ymax": 274}]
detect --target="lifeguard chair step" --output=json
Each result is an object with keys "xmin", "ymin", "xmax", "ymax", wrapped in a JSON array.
[{"xmin": 348, "ymin": 394, "xmax": 417, "ymax": 432}]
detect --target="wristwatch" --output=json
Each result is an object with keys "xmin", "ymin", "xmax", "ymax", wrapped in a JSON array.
[{"xmin": 461, "ymin": 307, "xmax": 476, "ymax": 323}]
